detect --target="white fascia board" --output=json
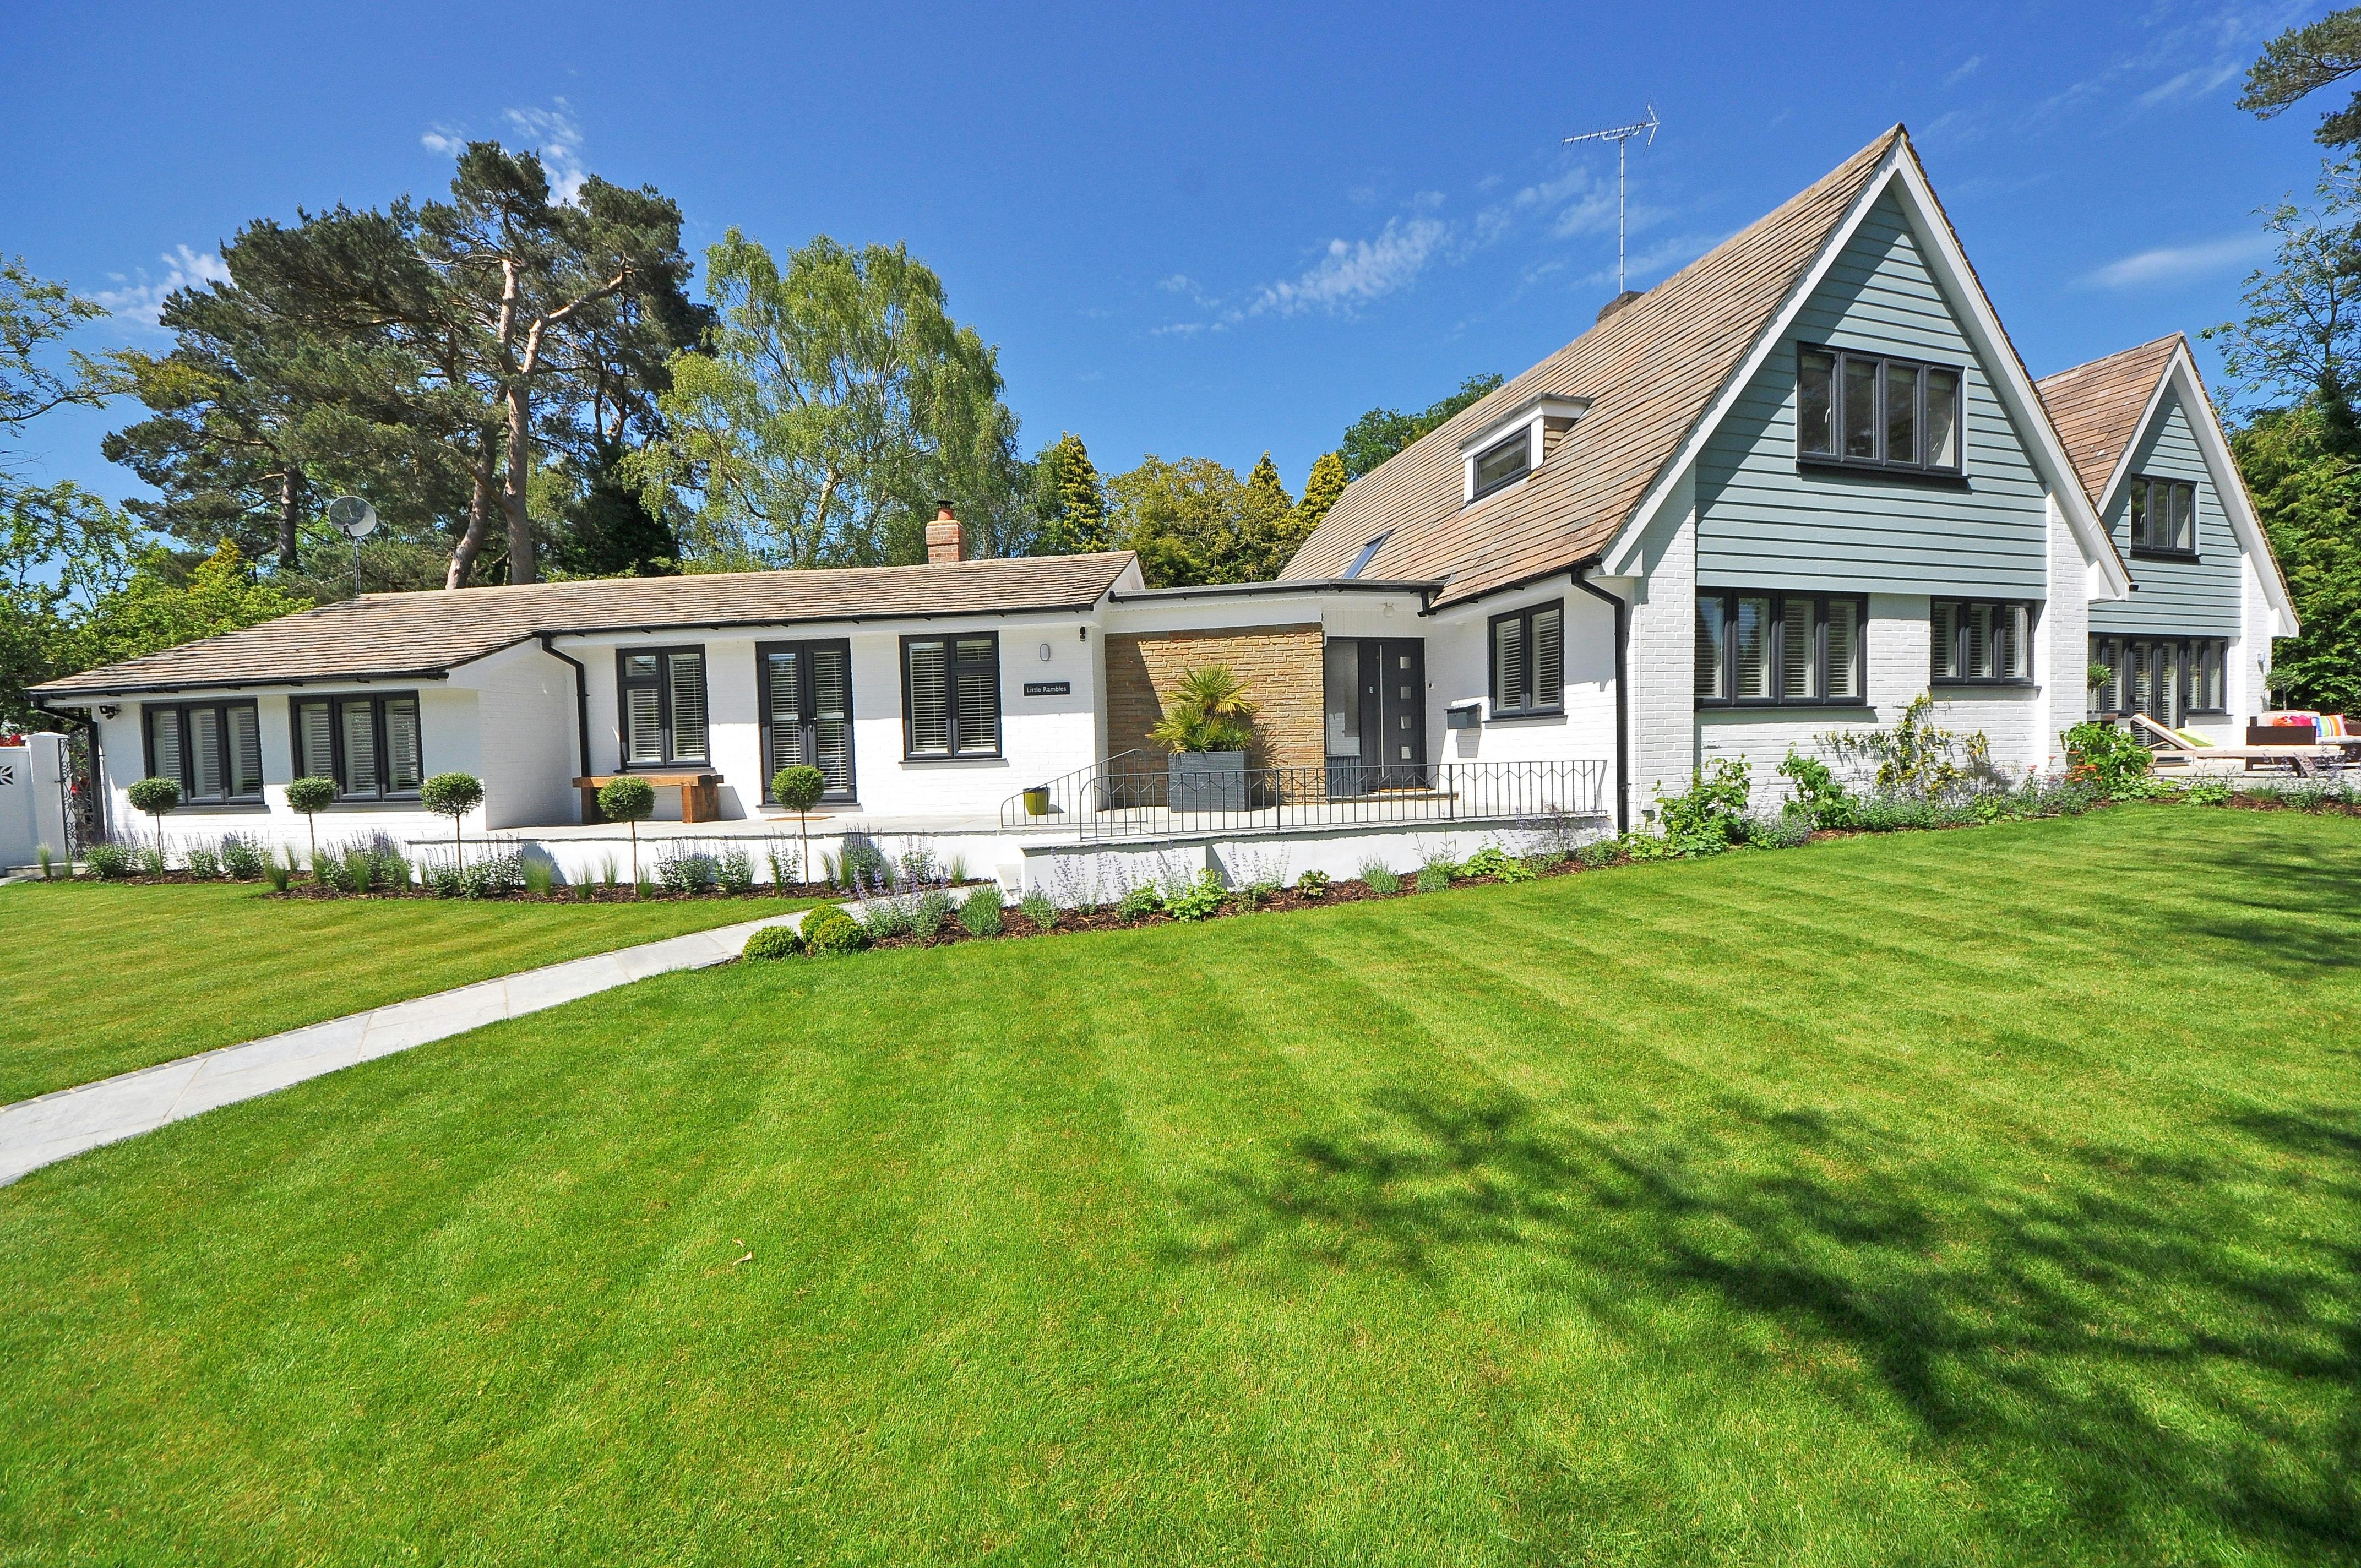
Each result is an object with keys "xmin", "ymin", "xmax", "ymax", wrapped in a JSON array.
[
  {"xmin": 1457, "ymin": 396, "xmax": 1589, "ymax": 455},
  {"xmin": 1603, "ymin": 146, "xmax": 2133, "ymax": 602},
  {"xmin": 2113, "ymin": 344, "xmax": 2299, "ymax": 637}
]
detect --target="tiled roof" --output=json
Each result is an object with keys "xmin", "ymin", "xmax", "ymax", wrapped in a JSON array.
[
  {"xmin": 32, "ymin": 552, "xmax": 1139, "ymax": 698},
  {"xmin": 2035, "ymin": 334, "xmax": 2183, "ymax": 507},
  {"xmin": 1281, "ymin": 128, "xmax": 1906, "ymax": 606}
]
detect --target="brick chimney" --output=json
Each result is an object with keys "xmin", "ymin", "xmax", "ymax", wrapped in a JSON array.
[{"xmin": 926, "ymin": 503, "xmax": 963, "ymax": 565}]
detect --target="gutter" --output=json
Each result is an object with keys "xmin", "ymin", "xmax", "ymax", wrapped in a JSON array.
[
  {"xmin": 29, "ymin": 598, "xmax": 1125, "ymax": 702},
  {"xmin": 538, "ymin": 634, "xmax": 593, "ymax": 782},
  {"xmin": 1568, "ymin": 567, "xmax": 1631, "ymax": 836},
  {"xmin": 1110, "ymin": 578, "xmax": 1441, "ymax": 606}
]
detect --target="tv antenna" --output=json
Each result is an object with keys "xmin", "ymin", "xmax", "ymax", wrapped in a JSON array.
[
  {"xmin": 1563, "ymin": 105, "xmax": 1660, "ymax": 297},
  {"xmin": 325, "ymin": 495, "xmax": 377, "ymax": 595}
]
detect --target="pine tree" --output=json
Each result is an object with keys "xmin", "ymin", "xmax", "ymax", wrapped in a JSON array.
[
  {"xmin": 1033, "ymin": 431, "xmax": 1109, "ymax": 554},
  {"xmin": 1296, "ymin": 450, "xmax": 1347, "ymax": 536}
]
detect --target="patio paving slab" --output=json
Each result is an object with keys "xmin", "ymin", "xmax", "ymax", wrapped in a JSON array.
[{"xmin": 0, "ymin": 907, "xmax": 823, "ymax": 1188}]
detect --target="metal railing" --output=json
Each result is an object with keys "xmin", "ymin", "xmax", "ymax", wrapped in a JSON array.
[{"xmin": 1000, "ymin": 752, "xmax": 1610, "ymax": 842}]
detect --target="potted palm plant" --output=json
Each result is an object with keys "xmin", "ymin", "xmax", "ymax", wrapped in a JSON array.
[{"xmin": 1150, "ymin": 664, "xmax": 1259, "ymax": 812}]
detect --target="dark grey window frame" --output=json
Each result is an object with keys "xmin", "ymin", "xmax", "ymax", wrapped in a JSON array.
[
  {"xmin": 614, "ymin": 645, "xmax": 709, "ymax": 770},
  {"xmin": 900, "ymin": 631, "xmax": 1003, "ymax": 761},
  {"xmin": 1930, "ymin": 598, "xmax": 2038, "ymax": 687},
  {"xmin": 1694, "ymin": 589, "xmax": 1870, "ymax": 709},
  {"xmin": 756, "ymin": 638, "xmax": 857, "ymax": 803},
  {"xmin": 1488, "ymin": 600, "xmax": 1566, "ymax": 719},
  {"xmin": 2126, "ymin": 474, "xmax": 2200, "ymax": 559},
  {"xmin": 288, "ymin": 690, "xmax": 425, "ymax": 802},
  {"xmin": 2088, "ymin": 633, "xmax": 2227, "ymax": 718},
  {"xmin": 1795, "ymin": 342, "xmax": 1966, "ymax": 477},
  {"xmin": 142, "ymin": 698, "xmax": 265, "ymax": 804},
  {"xmin": 1469, "ymin": 429, "xmax": 1533, "ymax": 502}
]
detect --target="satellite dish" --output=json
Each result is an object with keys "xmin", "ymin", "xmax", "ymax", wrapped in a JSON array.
[{"xmin": 326, "ymin": 496, "xmax": 378, "ymax": 540}]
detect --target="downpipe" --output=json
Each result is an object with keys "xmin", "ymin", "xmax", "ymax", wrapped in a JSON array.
[{"xmin": 1569, "ymin": 568, "xmax": 1631, "ymax": 835}]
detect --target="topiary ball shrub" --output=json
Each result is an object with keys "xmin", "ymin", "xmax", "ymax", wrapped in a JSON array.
[
  {"xmin": 284, "ymin": 776, "xmax": 337, "ymax": 815},
  {"xmin": 742, "ymin": 924, "xmax": 803, "ymax": 962},
  {"xmin": 126, "ymin": 775, "xmax": 181, "ymax": 818},
  {"xmin": 801, "ymin": 905, "xmax": 869, "ymax": 955},
  {"xmin": 598, "ymin": 775, "xmax": 655, "ymax": 822}
]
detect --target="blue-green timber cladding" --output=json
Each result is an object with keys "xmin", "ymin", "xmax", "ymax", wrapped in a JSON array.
[
  {"xmin": 2086, "ymin": 389, "xmax": 2239, "ymax": 635},
  {"xmin": 1696, "ymin": 191, "xmax": 2053, "ymax": 598}
]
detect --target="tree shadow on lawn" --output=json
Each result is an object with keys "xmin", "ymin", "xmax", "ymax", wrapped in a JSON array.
[
  {"xmin": 1165, "ymin": 1084, "xmax": 2361, "ymax": 1560},
  {"xmin": 2150, "ymin": 832, "xmax": 2361, "ymax": 982}
]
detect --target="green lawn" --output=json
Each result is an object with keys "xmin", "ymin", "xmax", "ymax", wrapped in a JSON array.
[
  {"xmin": 2, "ymin": 806, "xmax": 2355, "ymax": 1565},
  {"xmin": 0, "ymin": 881, "xmax": 806, "ymax": 1102}
]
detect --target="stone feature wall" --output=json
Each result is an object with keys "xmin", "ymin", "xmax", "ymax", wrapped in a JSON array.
[{"xmin": 1105, "ymin": 623, "xmax": 1324, "ymax": 769}]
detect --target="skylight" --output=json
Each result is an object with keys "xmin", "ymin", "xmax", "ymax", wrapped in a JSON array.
[{"xmin": 1342, "ymin": 533, "xmax": 1389, "ymax": 579}]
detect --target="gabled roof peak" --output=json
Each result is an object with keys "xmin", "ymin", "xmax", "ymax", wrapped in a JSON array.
[{"xmin": 1280, "ymin": 126, "xmax": 1910, "ymax": 605}]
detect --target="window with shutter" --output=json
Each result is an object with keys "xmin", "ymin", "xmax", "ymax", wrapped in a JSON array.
[
  {"xmin": 668, "ymin": 652, "xmax": 708, "ymax": 763},
  {"xmin": 901, "ymin": 633, "xmax": 1000, "ymax": 758},
  {"xmin": 1488, "ymin": 601, "xmax": 1565, "ymax": 717},
  {"xmin": 143, "ymin": 700, "xmax": 266, "ymax": 803},
  {"xmin": 1931, "ymin": 600, "xmax": 2036, "ymax": 685},
  {"xmin": 1733, "ymin": 596, "xmax": 1772, "ymax": 700},
  {"xmin": 759, "ymin": 640, "xmax": 857, "ymax": 799},
  {"xmin": 1695, "ymin": 598, "xmax": 1727, "ymax": 700},
  {"xmin": 297, "ymin": 700, "xmax": 333, "ymax": 781},
  {"xmin": 904, "ymin": 639, "xmax": 950, "ymax": 755},
  {"xmin": 385, "ymin": 698, "xmax": 422, "ymax": 792},
  {"xmin": 1694, "ymin": 591, "xmax": 1869, "ymax": 706},
  {"xmin": 1492, "ymin": 616, "xmax": 1524, "ymax": 712},
  {"xmin": 1826, "ymin": 598, "xmax": 1862, "ymax": 700},
  {"xmin": 341, "ymin": 702, "xmax": 379, "ymax": 795},
  {"xmin": 229, "ymin": 705, "xmax": 263, "ymax": 797},
  {"xmin": 149, "ymin": 708, "xmax": 183, "ymax": 790},
  {"xmin": 616, "ymin": 648, "xmax": 706, "ymax": 767},
  {"xmin": 953, "ymin": 638, "xmax": 1000, "ymax": 754}
]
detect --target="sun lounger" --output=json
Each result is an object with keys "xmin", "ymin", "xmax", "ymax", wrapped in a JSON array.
[{"xmin": 2129, "ymin": 712, "xmax": 2338, "ymax": 777}]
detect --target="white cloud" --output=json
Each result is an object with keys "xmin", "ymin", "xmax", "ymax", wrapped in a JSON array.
[
  {"xmin": 420, "ymin": 99, "xmax": 590, "ymax": 203},
  {"xmin": 2033, "ymin": 0, "xmax": 2305, "ymax": 125},
  {"xmin": 1158, "ymin": 273, "xmax": 1197, "ymax": 293},
  {"xmin": 1249, "ymin": 214, "xmax": 1451, "ymax": 317},
  {"xmin": 1944, "ymin": 54, "xmax": 1984, "ymax": 86},
  {"xmin": 504, "ymin": 100, "xmax": 589, "ymax": 203},
  {"xmin": 2136, "ymin": 57, "xmax": 2245, "ymax": 107},
  {"xmin": 89, "ymin": 244, "xmax": 231, "ymax": 328},
  {"xmin": 2083, "ymin": 232, "xmax": 2272, "ymax": 288}
]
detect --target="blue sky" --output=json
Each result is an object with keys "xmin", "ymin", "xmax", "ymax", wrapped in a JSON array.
[{"xmin": 3, "ymin": 0, "xmax": 2336, "ymax": 507}]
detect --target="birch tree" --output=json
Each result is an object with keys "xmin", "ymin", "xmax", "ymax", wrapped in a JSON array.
[{"xmin": 628, "ymin": 230, "xmax": 1026, "ymax": 569}]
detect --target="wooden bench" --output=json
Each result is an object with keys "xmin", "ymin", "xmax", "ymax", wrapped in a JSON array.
[{"xmin": 573, "ymin": 772, "xmax": 722, "ymax": 824}]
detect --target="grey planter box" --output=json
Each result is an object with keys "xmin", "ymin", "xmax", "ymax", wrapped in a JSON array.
[{"xmin": 1168, "ymin": 750, "xmax": 1248, "ymax": 812}]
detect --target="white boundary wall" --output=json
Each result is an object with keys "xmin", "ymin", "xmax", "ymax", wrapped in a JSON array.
[{"xmin": 0, "ymin": 734, "xmax": 70, "ymax": 870}]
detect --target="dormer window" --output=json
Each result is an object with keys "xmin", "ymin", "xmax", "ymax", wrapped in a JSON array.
[
  {"xmin": 1459, "ymin": 395, "xmax": 1587, "ymax": 505},
  {"xmin": 1471, "ymin": 432, "xmax": 1532, "ymax": 499}
]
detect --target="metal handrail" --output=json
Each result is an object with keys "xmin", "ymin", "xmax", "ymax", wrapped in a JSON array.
[{"xmin": 1000, "ymin": 754, "xmax": 1609, "ymax": 841}]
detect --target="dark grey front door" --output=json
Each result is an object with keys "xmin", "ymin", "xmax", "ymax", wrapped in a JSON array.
[{"xmin": 1359, "ymin": 639, "xmax": 1427, "ymax": 788}]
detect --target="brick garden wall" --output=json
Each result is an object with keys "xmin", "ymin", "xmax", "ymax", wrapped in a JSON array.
[{"xmin": 1105, "ymin": 624, "xmax": 1325, "ymax": 768}]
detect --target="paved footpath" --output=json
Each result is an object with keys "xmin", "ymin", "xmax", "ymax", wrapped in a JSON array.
[{"xmin": 0, "ymin": 909, "xmax": 819, "ymax": 1187}]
